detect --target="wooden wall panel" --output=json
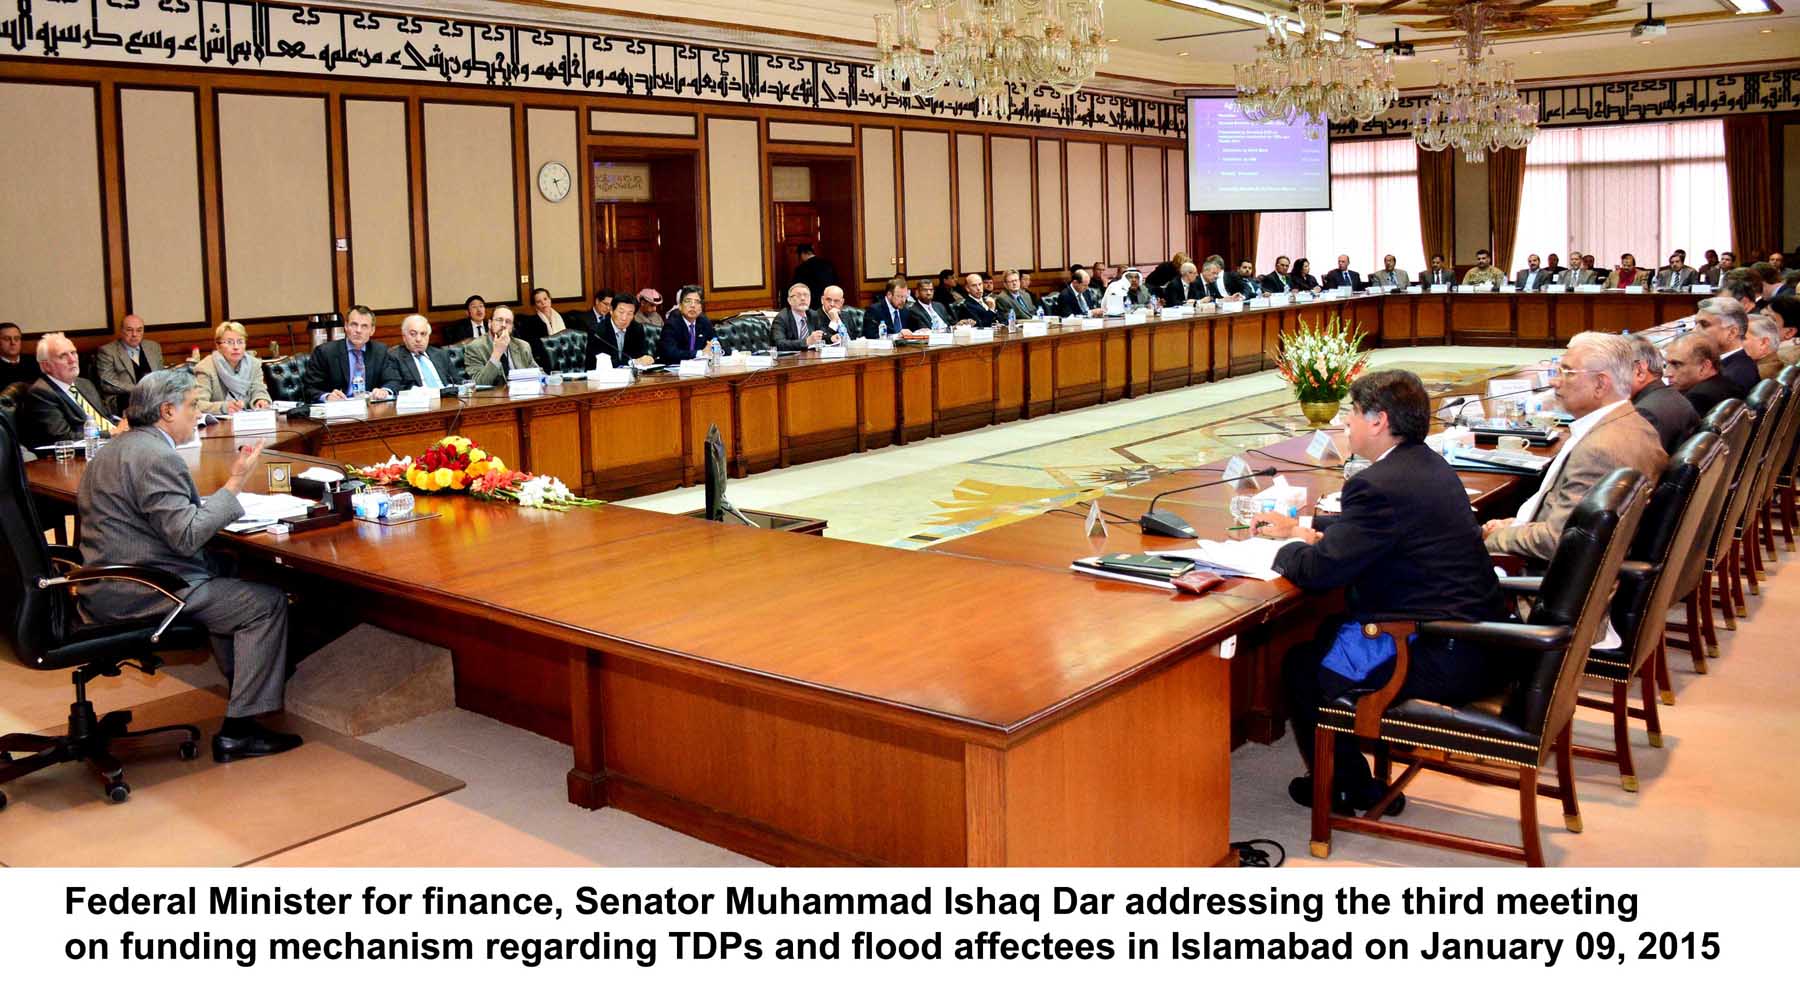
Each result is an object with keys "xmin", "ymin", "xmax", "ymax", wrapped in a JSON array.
[
  {"xmin": 590, "ymin": 109, "xmax": 695, "ymax": 136},
  {"xmin": 344, "ymin": 99, "xmax": 414, "ymax": 312},
  {"xmin": 217, "ymin": 92, "xmax": 333, "ymax": 320},
  {"xmin": 527, "ymin": 107, "xmax": 582, "ymax": 299},
  {"xmin": 1035, "ymin": 139, "xmax": 1063, "ymax": 270},
  {"xmin": 902, "ymin": 130, "xmax": 952, "ymax": 279},
  {"xmin": 705, "ymin": 117, "xmax": 765, "ymax": 291},
  {"xmin": 1166, "ymin": 150, "xmax": 1188, "ymax": 257},
  {"xmin": 1064, "ymin": 142, "xmax": 1103, "ymax": 268},
  {"xmin": 955, "ymin": 133, "xmax": 987, "ymax": 275},
  {"xmin": 770, "ymin": 121, "xmax": 853, "ymax": 144},
  {"xmin": 1105, "ymin": 144, "xmax": 1128, "ymax": 267},
  {"xmin": 990, "ymin": 137, "xmax": 1033, "ymax": 272},
  {"xmin": 120, "ymin": 88, "xmax": 206, "ymax": 325},
  {"xmin": 1131, "ymin": 145, "xmax": 1165, "ymax": 267},
  {"xmin": 861, "ymin": 126, "xmax": 898, "ymax": 280},
  {"xmin": 0, "ymin": 81, "xmax": 107, "ymax": 332},
  {"xmin": 423, "ymin": 102, "xmax": 518, "ymax": 307}
]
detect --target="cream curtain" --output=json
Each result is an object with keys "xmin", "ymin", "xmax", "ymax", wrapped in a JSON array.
[{"xmin": 1256, "ymin": 138, "xmax": 1425, "ymax": 276}]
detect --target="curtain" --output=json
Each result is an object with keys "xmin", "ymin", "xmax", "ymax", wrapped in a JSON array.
[
  {"xmin": 1416, "ymin": 147, "xmax": 1456, "ymax": 265},
  {"xmin": 1487, "ymin": 146, "xmax": 1526, "ymax": 274},
  {"xmin": 1509, "ymin": 119, "xmax": 1731, "ymax": 272},
  {"xmin": 1256, "ymin": 138, "xmax": 1424, "ymax": 276},
  {"xmin": 1724, "ymin": 114, "xmax": 1777, "ymax": 260},
  {"xmin": 1227, "ymin": 212, "xmax": 1260, "ymax": 268}
]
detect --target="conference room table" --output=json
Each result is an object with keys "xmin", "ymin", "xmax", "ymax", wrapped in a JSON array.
[
  {"xmin": 278, "ymin": 287, "xmax": 1691, "ymax": 501},
  {"xmin": 21, "ymin": 309, "xmax": 1678, "ymax": 867}
]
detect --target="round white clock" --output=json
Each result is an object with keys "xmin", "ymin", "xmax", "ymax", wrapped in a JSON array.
[{"xmin": 537, "ymin": 161, "xmax": 572, "ymax": 203}]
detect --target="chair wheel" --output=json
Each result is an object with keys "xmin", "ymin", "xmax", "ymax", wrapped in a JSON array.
[
  {"xmin": 178, "ymin": 741, "xmax": 199, "ymax": 761},
  {"xmin": 107, "ymin": 782, "xmax": 131, "ymax": 804}
]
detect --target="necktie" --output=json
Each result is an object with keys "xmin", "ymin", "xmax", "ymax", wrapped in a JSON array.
[
  {"xmin": 348, "ymin": 347, "xmax": 364, "ymax": 392},
  {"xmin": 68, "ymin": 382, "xmax": 108, "ymax": 427},
  {"xmin": 475, "ymin": 323, "xmax": 486, "ymax": 338},
  {"xmin": 416, "ymin": 353, "xmax": 442, "ymax": 389},
  {"xmin": 688, "ymin": 320, "xmax": 697, "ymax": 352},
  {"xmin": 501, "ymin": 349, "xmax": 512, "ymax": 376}
]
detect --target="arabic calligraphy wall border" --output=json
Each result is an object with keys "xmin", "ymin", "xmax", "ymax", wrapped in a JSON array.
[
  {"xmin": 0, "ymin": 0, "xmax": 1187, "ymax": 139},
  {"xmin": 1331, "ymin": 69, "xmax": 1800, "ymax": 138}
]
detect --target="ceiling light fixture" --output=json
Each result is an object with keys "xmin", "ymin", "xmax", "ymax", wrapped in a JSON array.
[
  {"xmin": 1410, "ymin": 2, "xmax": 1537, "ymax": 163},
  {"xmin": 1232, "ymin": 1, "xmax": 1397, "ymax": 139},
  {"xmin": 873, "ymin": 0, "xmax": 1110, "ymax": 115}
]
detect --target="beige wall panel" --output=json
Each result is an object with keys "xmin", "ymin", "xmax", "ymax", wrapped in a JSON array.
[
  {"xmin": 121, "ymin": 88, "xmax": 205, "ymax": 325},
  {"xmin": 769, "ymin": 121, "xmax": 853, "ymax": 144},
  {"xmin": 706, "ymin": 117, "xmax": 764, "ymax": 289},
  {"xmin": 1167, "ymin": 150, "xmax": 1188, "ymax": 256},
  {"xmin": 955, "ymin": 133, "xmax": 988, "ymax": 274},
  {"xmin": 1453, "ymin": 156, "xmax": 1490, "ymax": 263},
  {"xmin": 1784, "ymin": 125, "xmax": 1800, "ymax": 254},
  {"xmin": 218, "ymin": 92, "xmax": 333, "ymax": 319},
  {"xmin": 1064, "ymin": 142, "xmax": 1104, "ymax": 267},
  {"xmin": 1036, "ymin": 139, "xmax": 1064, "ymax": 269},
  {"xmin": 991, "ymin": 137, "xmax": 1033, "ymax": 271},
  {"xmin": 344, "ymin": 99, "xmax": 414, "ymax": 312},
  {"xmin": 0, "ymin": 83, "xmax": 106, "ymax": 332},
  {"xmin": 861, "ymin": 126, "xmax": 898, "ymax": 280},
  {"xmin": 527, "ymin": 107, "xmax": 582, "ymax": 299},
  {"xmin": 1132, "ymin": 145, "xmax": 1166, "ymax": 266},
  {"xmin": 902, "ymin": 130, "xmax": 952, "ymax": 278},
  {"xmin": 424, "ymin": 102, "xmax": 518, "ymax": 306},
  {"xmin": 589, "ymin": 110, "xmax": 694, "ymax": 136},
  {"xmin": 1105, "ymin": 144, "xmax": 1129, "ymax": 265}
]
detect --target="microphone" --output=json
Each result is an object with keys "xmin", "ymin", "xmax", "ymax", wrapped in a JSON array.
[{"xmin": 1139, "ymin": 467, "xmax": 1279, "ymax": 539}]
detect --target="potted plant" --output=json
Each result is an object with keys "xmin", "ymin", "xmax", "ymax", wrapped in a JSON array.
[{"xmin": 1273, "ymin": 315, "xmax": 1370, "ymax": 428}]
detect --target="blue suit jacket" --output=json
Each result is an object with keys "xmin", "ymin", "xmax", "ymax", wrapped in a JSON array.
[{"xmin": 656, "ymin": 314, "xmax": 716, "ymax": 363}]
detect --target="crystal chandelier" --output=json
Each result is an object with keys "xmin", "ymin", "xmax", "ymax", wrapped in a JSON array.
[
  {"xmin": 1409, "ymin": 3, "xmax": 1537, "ymax": 163},
  {"xmin": 873, "ymin": 0, "xmax": 1109, "ymax": 117},
  {"xmin": 1232, "ymin": 1, "xmax": 1397, "ymax": 140}
]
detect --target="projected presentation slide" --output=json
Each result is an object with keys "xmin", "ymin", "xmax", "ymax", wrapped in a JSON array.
[{"xmin": 1187, "ymin": 97, "xmax": 1331, "ymax": 212}]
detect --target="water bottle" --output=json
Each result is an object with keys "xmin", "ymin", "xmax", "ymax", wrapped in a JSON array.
[
  {"xmin": 351, "ymin": 372, "xmax": 365, "ymax": 397},
  {"xmin": 83, "ymin": 418, "xmax": 101, "ymax": 458},
  {"xmin": 879, "ymin": 320, "xmax": 890, "ymax": 341},
  {"xmin": 1005, "ymin": 310, "xmax": 1015, "ymax": 329}
]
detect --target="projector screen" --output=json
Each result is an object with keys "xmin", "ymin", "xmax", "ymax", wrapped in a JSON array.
[{"xmin": 1186, "ymin": 97, "xmax": 1331, "ymax": 213}]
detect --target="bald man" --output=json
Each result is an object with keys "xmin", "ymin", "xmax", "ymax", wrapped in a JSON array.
[
  {"xmin": 380, "ymin": 315, "xmax": 464, "ymax": 392},
  {"xmin": 94, "ymin": 313, "xmax": 163, "ymax": 415}
]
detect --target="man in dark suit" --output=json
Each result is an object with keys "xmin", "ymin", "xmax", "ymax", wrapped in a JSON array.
[
  {"xmin": 0, "ymin": 322, "xmax": 39, "ymax": 389},
  {"xmin": 1321, "ymin": 254, "xmax": 1363, "ymax": 292},
  {"xmin": 957, "ymin": 273, "xmax": 1001, "ymax": 328},
  {"xmin": 1696, "ymin": 297, "xmax": 1760, "ymax": 393},
  {"xmin": 859, "ymin": 278, "xmax": 921, "ymax": 339},
  {"xmin": 302, "ymin": 306, "xmax": 393, "ymax": 402},
  {"xmin": 907, "ymin": 280, "xmax": 955, "ymax": 331},
  {"xmin": 20, "ymin": 332, "xmax": 125, "ymax": 450},
  {"xmin": 773, "ymin": 283, "xmax": 830, "ymax": 350},
  {"xmin": 1422, "ymin": 254, "xmax": 1457, "ymax": 287},
  {"xmin": 793, "ymin": 245, "xmax": 839, "ymax": 306},
  {"xmin": 1654, "ymin": 250, "xmax": 1697, "ymax": 291},
  {"xmin": 1198, "ymin": 260, "xmax": 1243, "ymax": 301},
  {"xmin": 1230, "ymin": 260, "xmax": 1264, "ymax": 299},
  {"xmin": 993, "ymin": 270, "xmax": 1041, "ymax": 321},
  {"xmin": 1665, "ymin": 333, "xmax": 1746, "ymax": 418},
  {"xmin": 440, "ymin": 295, "xmax": 492, "ymax": 346},
  {"xmin": 1626, "ymin": 333, "xmax": 1698, "ymax": 454},
  {"xmin": 1260, "ymin": 256, "xmax": 1295, "ymax": 294},
  {"xmin": 93, "ymin": 314, "xmax": 164, "ymax": 415},
  {"xmin": 1251, "ymin": 369, "xmax": 1507, "ymax": 815},
  {"xmin": 78, "ymin": 368, "xmax": 299, "ymax": 761},
  {"xmin": 933, "ymin": 269, "xmax": 966, "ymax": 308},
  {"xmin": 657, "ymin": 286, "xmax": 719, "ymax": 362},
  {"xmin": 1513, "ymin": 254, "xmax": 1552, "ymax": 291},
  {"xmin": 380, "ymin": 315, "xmax": 463, "ymax": 392},
  {"xmin": 1544, "ymin": 253, "xmax": 1568, "ymax": 277},
  {"xmin": 562, "ymin": 289, "xmax": 616, "ymax": 337},
  {"xmin": 1162, "ymin": 263, "xmax": 1204, "ymax": 306},
  {"xmin": 1057, "ymin": 269, "xmax": 1101, "ymax": 317},
  {"xmin": 1145, "ymin": 253, "xmax": 1190, "ymax": 293},
  {"xmin": 583, "ymin": 297, "xmax": 653, "ymax": 368}
]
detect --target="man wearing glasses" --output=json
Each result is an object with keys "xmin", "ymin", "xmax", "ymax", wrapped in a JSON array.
[
  {"xmin": 1663, "ymin": 332, "xmax": 1745, "ymax": 418},
  {"xmin": 1481, "ymin": 333, "xmax": 1666, "ymax": 562}
]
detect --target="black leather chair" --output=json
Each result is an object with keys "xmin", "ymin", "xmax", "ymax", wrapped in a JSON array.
[
  {"xmin": 262, "ymin": 353, "xmax": 309, "ymax": 403},
  {"xmin": 1734, "ymin": 375, "xmax": 1793, "ymax": 593},
  {"xmin": 838, "ymin": 306, "xmax": 864, "ymax": 339},
  {"xmin": 1310, "ymin": 467, "xmax": 1650, "ymax": 866},
  {"xmin": 443, "ymin": 343, "xmax": 466, "ymax": 378},
  {"xmin": 713, "ymin": 314, "xmax": 777, "ymax": 354},
  {"xmin": 1575, "ymin": 431, "xmax": 1728, "ymax": 790},
  {"xmin": 1747, "ymin": 365, "xmax": 1800, "ymax": 570},
  {"xmin": 1771, "ymin": 365, "xmax": 1800, "ymax": 552},
  {"xmin": 540, "ymin": 331, "xmax": 588, "ymax": 373},
  {"xmin": 1712, "ymin": 379, "xmax": 1783, "ymax": 626},
  {"xmin": 1663, "ymin": 399, "xmax": 1749, "ymax": 677},
  {"xmin": 0, "ymin": 413, "xmax": 211, "ymax": 809},
  {"xmin": 0, "ymin": 381, "xmax": 27, "ymax": 423}
]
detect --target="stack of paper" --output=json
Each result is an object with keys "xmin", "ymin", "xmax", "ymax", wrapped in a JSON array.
[
  {"xmin": 236, "ymin": 493, "xmax": 316, "ymax": 521},
  {"xmin": 1155, "ymin": 537, "xmax": 1291, "ymax": 581}
]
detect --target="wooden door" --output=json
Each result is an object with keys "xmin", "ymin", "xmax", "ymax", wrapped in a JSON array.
[
  {"xmin": 594, "ymin": 203, "xmax": 662, "ymax": 294},
  {"xmin": 774, "ymin": 203, "xmax": 821, "ymax": 301}
]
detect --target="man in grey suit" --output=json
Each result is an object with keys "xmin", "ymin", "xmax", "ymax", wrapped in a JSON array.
[
  {"xmin": 1695, "ymin": 296, "xmax": 1760, "ymax": 394},
  {"xmin": 1655, "ymin": 250, "xmax": 1697, "ymax": 291},
  {"xmin": 772, "ymin": 283, "xmax": 831, "ymax": 349},
  {"xmin": 20, "ymin": 332, "xmax": 124, "ymax": 451},
  {"xmin": 78, "ymin": 368, "xmax": 300, "ymax": 761},
  {"xmin": 992, "ymin": 270, "xmax": 1042, "ymax": 322},
  {"xmin": 1483, "ymin": 333, "xmax": 1667, "ymax": 562},
  {"xmin": 1625, "ymin": 333, "xmax": 1699, "ymax": 454},
  {"xmin": 93, "ymin": 314, "xmax": 163, "ymax": 415},
  {"xmin": 1514, "ymin": 254, "xmax": 1553, "ymax": 291},
  {"xmin": 380, "ymin": 314, "xmax": 464, "ymax": 392},
  {"xmin": 461, "ymin": 306, "xmax": 540, "ymax": 387},
  {"xmin": 1369, "ymin": 255, "xmax": 1409, "ymax": 290}
]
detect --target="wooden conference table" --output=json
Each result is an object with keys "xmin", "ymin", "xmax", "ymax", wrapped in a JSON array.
[
  {"xmin": 279, "ymin": 288, "xmax": 1688, "ymax": 501},
  {"xmin": 22, "ymin": 304, "xmax": 1669, "ymax": 867}
]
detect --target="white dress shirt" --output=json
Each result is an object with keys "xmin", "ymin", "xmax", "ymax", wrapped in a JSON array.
[{"xmin": 1513, "ymin": 399, "xmax": 1626, "ymax": 524}]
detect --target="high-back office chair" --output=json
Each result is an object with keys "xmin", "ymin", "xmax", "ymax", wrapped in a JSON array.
[
  {"xmin": 262, "ymin": 353, "xmax": 309, "ymax": 402},
  {"xmin": 1663, "ymin": 400, "xmax": 1749, "ymax": 677},
  {"xmin": 1716, "ymin": 380, "xmax": 1783, "ymax": 615},
  {"xmin": 0, "ymin": 413, "xmax": 210, "ymax": 810},
  {"xmin": 540, "ymin": 331, "xmax": 588, "ymax": 373},
  {"xmin": 1734, "ymin": 376, "xmax": 1793, "ymax": 592},
  {"xmin": 1575, "ymin": 432, "xmax": 1727, "ymax": 790},
  {"xmin": 1309, "ymin": 468, "xmax": 1649, "ymax": 866},
  {"xmin": 712, "ymin": 315, "xmax": 776, "ymax": 354},
  {"xmin": 0, "ymin": 381, "xmax": 27, "ymax": 422},
  {"xmin": 1748, "ymin": 365, "xmax": 1800, "ymax": 566},
  {"xmin": 443, "ymin": 343, "xmax": 466, "ymax": 377},
  {"xmin": 839, "ymin": 307, "xmax": 864, "ymax": 337},
  {"xmin": 1771, "ymin": 365, "xmax": 1800, "ymax": 551}
]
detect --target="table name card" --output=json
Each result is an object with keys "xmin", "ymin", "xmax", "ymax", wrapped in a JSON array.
[
  {"xmin": 1019, "ymin": 321, "xmax": 1049, "ymax": 336},
  {"xmin": 394, "ymin": 388, "xmax": 436, "ymax": 414},
  {"xmin": 230, "ymin": 409, "xmax": 280, "ymax": 434},
  {"xmin": 1430, "ymin": 285, "xmax": 1449, "ymax": 294},
  {"xmin": 927, "ymin": 331, "xmax": 956, "ymax": 346},
  {"xmin": 677, "ymin": 359, "xmax": 711, "ymax": 377},
  {"xmin": 1576, "ymin": 284, "xmax": 1605, "ymax": 293},
  {"xmin": 591, "ymin": 368, "xmax": 635, "ymax": 386},
  {"xmin": 957, "ymin": 328, "xmax": 995, "ymax": 343},
  {"xmin": 317, "ymin": 398, "xmax": 369, "ymax": 421},
  {"xmin": 1218, "ymin": 300, "xmax": 1245, "ymax": 313},
  {"xmin": 1544, "ymin": 284, "xmax": 1568, "ymax": 293},
  {"xmin": 1624, "ymin": 285, "xmax": 1647, "ymax": 294},
  {"xmin": 816, "ymin": 345, "xmax": 849, "ymax": 359}
]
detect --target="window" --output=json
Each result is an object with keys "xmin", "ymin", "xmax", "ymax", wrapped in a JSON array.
[
  {"xmin": 1508, "ymin": 119, "xmax": 1731, "ymax": 273},
  {"xmin": 1256, "ymin": 138, "xmax": 1425, "ymax": 280}
]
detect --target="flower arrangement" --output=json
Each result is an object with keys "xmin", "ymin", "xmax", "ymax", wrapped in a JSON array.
[
  {"xmin": 350, "ymin": 435, "xmax": 601, "ymax": 510},
  {"xmin": 1272, "ymin": 315, "xmax": 1370, "ymax": 426}
]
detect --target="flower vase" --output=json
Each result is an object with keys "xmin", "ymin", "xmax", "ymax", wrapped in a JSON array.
[{"xmin": 1300, "ymin": 398, "xmax": 1340, "ymax": 428}]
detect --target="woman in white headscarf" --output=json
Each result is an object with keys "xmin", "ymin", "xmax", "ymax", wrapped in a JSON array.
[{"xmin": 193, "ymin": 320, "xmax": 272, "ymax": 414}]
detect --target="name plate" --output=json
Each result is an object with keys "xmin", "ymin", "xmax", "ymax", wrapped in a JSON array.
[
  {"xmin": 1472, "ymin": 284, "xmax": 1493, "ymax": 293},
  {"xmin": 229, "ymin": 409, "xmax": 279, "ymax": 434},
  {"xmin": 858, "ymin": 337, "xmax": 895, "ymax": 349},
  {"xmin": 1124, "ymin": 311, "xmax": 1149, "ymax": 324},
  {"xmin": 1079, "ymin": 318, "xmax": 1105, "ymax": 330},
  {"xmin": 507, "ymin": 366, "xmax": 544, "ymax": 382},
  {"xmin": 317, "ymin": 398, "xmax": 369, "ymax": 421},
  {"xmin": 1405, "ymin": 286, "xmax": 1423, "ymax": 294},
  {"xmin": 1498, "ymin": 284, "xmax": 1516, "ymax": 293},
  {"xmin": 1691, "ymin": 284, "xmax": 1713, "ymax": 294},
  {"xmin": 815, "ymin": 345, "xmax": 848, "ymax": 359},
  {"xmin": 957, "ymin": 328, "xmax": 995, "ymax": 343},
  {"xmin": 592, "ymin": 368, "xmax": 635, "ymax": 386},
  {"xmin": 1294, "ymin": 292, "xmax": 1314, "ymax": 302},
  {"xmin": 508, "ymin": 378, "xmax": 544, "ymax": 398},
  {"xmin": 1429, "ymin": 285, "xmax": 1449, "ymax": 294},
  {"xmin": 677, "ymin": 358, "xmax": 711, "ymax": 377},
  {"xmin": 713, "ymin": 352, "xmax": 747, "ymax": 367},
  {"xmin": 1219, "ymin": 300, "xmax": 1245, "ymax": 313},
  {"xmin": 1576, "ymin": 283, "xmax": 1604, "ymax": 293},
  {"xmin": 1624, "ymin": 284, "xmax": 1647, "ymax": 294},
  {"xmin": 1544, "ymin": 284, "xmax": 1568, "ymax": 293},
  {"xmin": 1305, "ymin": 429, "xmax": 1343, "ymax": 461},
  {"xmin": 394, "ymin": 387, "xmax": 436, "ymax": 414},
  {"xmin": 927, "ymin": 331, "xmax": 956, "ymax": 346},
  {"xmin": 1019, "ymin": 320, "xmax": 1048, "ymax": 336},
  {"xmin": 743, "ymin": 354, "xmax": 777, "ymax": 369},
  {"xmin": 1249, "ymin": 295, "xmax": 1273, "ymax": 308}
]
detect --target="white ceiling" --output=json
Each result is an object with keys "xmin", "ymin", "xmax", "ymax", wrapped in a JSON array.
[{"xmin": 399, "ymin": 1, "xmax": 1800, "ymax": 92}]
